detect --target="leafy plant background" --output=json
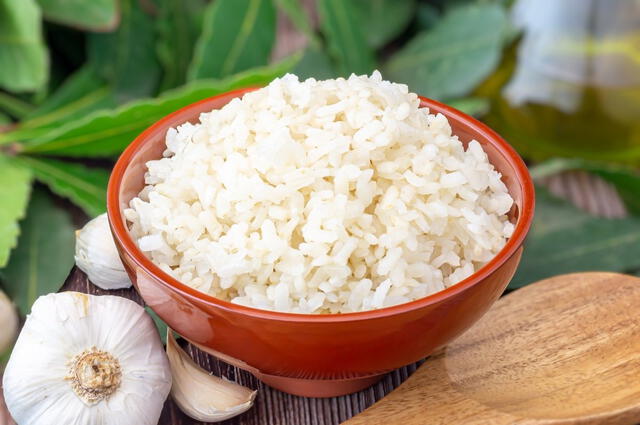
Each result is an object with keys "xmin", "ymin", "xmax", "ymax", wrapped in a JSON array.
[{"xmin": 1, "ymin": 0, "xmax": 639, "ymax": 364}]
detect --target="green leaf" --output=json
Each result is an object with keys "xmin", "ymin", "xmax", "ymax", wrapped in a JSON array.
[
  {"xmin": 385, "ymin": 3, "xmax": 508, "ymax": 100},
  {"xmin": 1, "ymin": 346, "xmax": 11, "ymax": 368},
  {"xmin": 146, "ymin": 306, "xmax": 168, "ymax": 344},
  {"xmin": 0, "ymin": 92, "xmax": 35, "ymax": 119},
  {"xmin": 0, "ymin": 156, "xmax": 32, "ymax": 268},
  {"xmin": 447, "ymin": 97, "xmax": 490, "ymax": 117},
  {"xmin": 274, "ymin": 0, "xmax": 320, "ymax": 48},
  {"xmin": 23, "ymin": 57, "xmax": 300, "ymax": 157},
  {"xmin": 416, "ymin": 3, "xmax": 440, "ymax": 31},
  {"xmin": 509, "ymin": 187, "xmax": 640, "ymax": 289},
  {"xmin": 0, "ymin": 112, "xmax": 10, "ymax": 126},
  {"xmin": 14, "ymin": 156, "xmax": 109, "ymax": 217},
  {"xmin": 351, "ymin": 0, "xmax": 415, "ymax": 49},
  {"xmin": 188, "ymin": 0, "xmax": 277, "ymax": 80},
  {"xmin": 0, "ymin": 68, "xmax": 115, "ymax": 146},
  {"xmin": 36, "ymin": 0, "xmax": 118, "ymax": 31},
  {"xmin": 156, "ymin": 0, "xmax": 206, "ymax": 91},
  {"xmin": 530, "ymin": 158, "xmax": 640, "ymax": 216},
  {"xmin": 23, "ymin": 66, "xmax": 114, "ymax": 126},
  {"xmin": 293, "ymin": 47, "xmax": 337, "ymax": 80},
  {"xmin": 88, "ymin": 0, "xmax": 160, "ymax": 102},
  {"xmin": 2, "ymin": 189, "xmax": 75, "ymax": 315},
  {"xmin": 317, "ymin": 0, "xmax": 375, "ymax": 76},
  {"xmin": 0, "ymin": 0, "xmax": 48, "ymax": 92}
]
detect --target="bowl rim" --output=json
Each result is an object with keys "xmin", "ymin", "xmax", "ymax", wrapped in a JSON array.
[{"xmin": 108, "ymin": 87, "xmax": 535, "ymax": 323}]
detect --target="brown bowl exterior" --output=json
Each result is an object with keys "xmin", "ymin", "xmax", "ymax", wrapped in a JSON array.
[{"xmin": 108, "ymin": 88, "xmax": 534, "ymax": 385}]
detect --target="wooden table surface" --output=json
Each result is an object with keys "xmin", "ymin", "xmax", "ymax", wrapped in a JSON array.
[{"xmin": 58, "ymin": 171, "xmax": 626, "ymax": 425}]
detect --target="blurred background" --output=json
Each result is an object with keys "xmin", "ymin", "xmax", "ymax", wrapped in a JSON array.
[{"xmin": 0, "ymin": 0, "xmax": 639, "ymax": 359}]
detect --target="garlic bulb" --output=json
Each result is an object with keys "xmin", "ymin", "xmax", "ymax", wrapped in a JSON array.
[
  {"xmin": 75, "ymin": 213, "xmax": 131, "ymax": 290},
  {"xmin": 0, "ymin": 290, "xmax": 18, "ymax": 354},
  {"xmin": 167, "ymin": 330, "xmax": 256, "ymax": 422},
  {"xmin": 2, "ymin": 292, "xmax": 171, "ymax": 425}
]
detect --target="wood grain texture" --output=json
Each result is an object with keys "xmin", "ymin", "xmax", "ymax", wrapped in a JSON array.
[
  {"xmin": 54, "ymin": 171, "xmax": 632, "ymax": 425},
  {"xmin": 345, "ymin": 272, "xmax": 640, "ymax": 425}
]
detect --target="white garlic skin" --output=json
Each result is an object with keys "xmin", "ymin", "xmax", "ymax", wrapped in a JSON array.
[
  {"xmin": 75, "ymin": 213, "xmax": 132, "ymax": 290},
  {"xmin": 0, "ymin": 290, "xmax": 18, "ymax": 354},
  {"xmin": 2, "ymin": 292, "xmax": 171, "ymax": 425}
]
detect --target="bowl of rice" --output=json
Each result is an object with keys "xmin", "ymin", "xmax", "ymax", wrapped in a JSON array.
[{"xmin": 107, "ymin": 72, "xmax": 534, "ymax": 397}]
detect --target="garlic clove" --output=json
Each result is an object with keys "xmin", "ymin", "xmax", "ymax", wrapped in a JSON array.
[
  {"xmin": 166, "ymin": 330, "xmax": 257, "ymax": 422},
  {"xmin": 75, "ymin": 213, "xmax": 132, "ymax": 290},
  {"xmin": 0, "ymin": 290, "xmax": 18, "ymax": 355}
]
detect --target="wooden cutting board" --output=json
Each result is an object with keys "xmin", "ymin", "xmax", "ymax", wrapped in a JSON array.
[{"xmin": 346, "ymin": 272, "xmax": 640, "ymax": 425}]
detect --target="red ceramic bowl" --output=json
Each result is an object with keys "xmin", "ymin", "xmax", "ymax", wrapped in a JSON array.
[{"xmin": 107, "ymin": 88, "xmax": 535, "ymax": 397}]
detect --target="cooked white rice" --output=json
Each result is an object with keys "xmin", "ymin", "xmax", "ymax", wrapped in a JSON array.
[{"xmin": 125, "ymin": 71, "xmax": 514, "ymax": 314}]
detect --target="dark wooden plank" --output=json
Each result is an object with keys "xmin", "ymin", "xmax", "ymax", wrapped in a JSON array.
[{"xmin": 60, "ymin": 267, "xmax": 418, "ymax": 425}]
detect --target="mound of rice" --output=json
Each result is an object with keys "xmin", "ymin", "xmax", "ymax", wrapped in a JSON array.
[{"xmin": 125, "ymin": 71, "xmax": 514, "ymax": 314}]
